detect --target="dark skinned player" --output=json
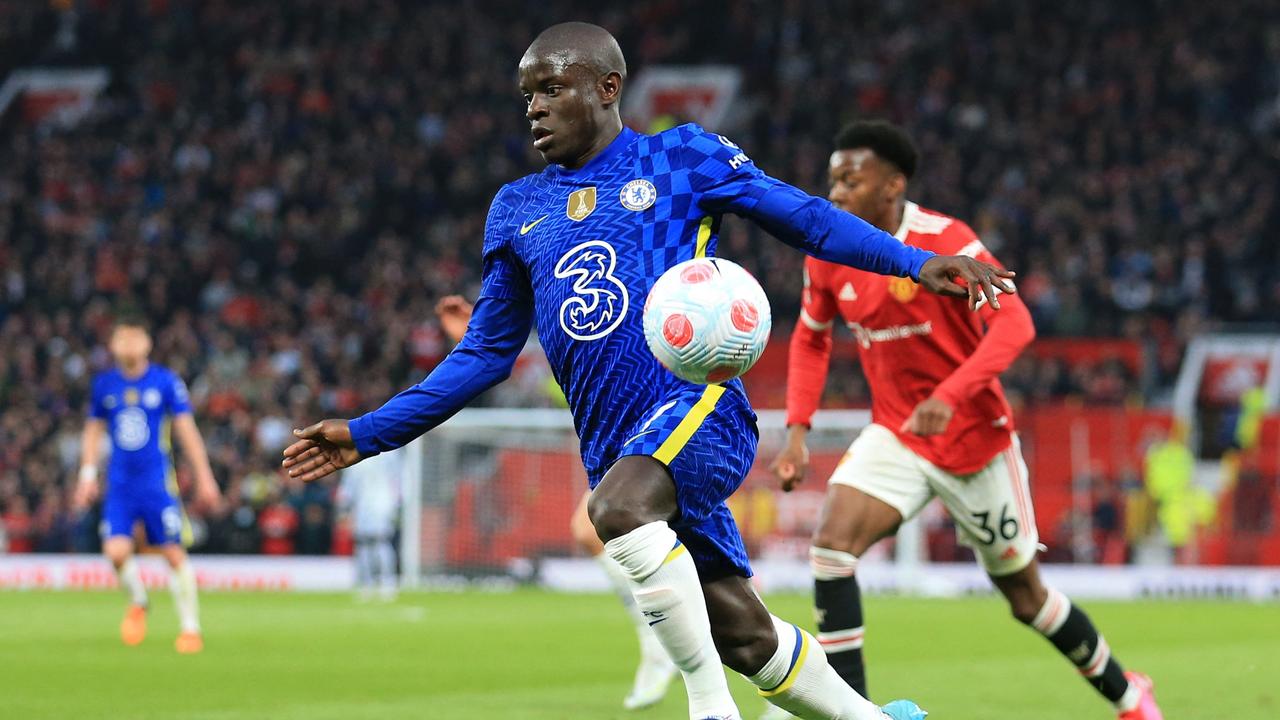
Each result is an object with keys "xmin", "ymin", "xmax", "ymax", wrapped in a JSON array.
[
  {"xmin": 766, "ymin": 121, "xmax": 1162, "ymax": 720},
  {"xmin": 283, "ymin": 23, "xmax": 1014, "ymax": 720}
]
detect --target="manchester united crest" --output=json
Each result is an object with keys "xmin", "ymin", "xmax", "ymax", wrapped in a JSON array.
[{"xmin": 887, "ymin": 277, "xmax": 919, "ymax": 303}]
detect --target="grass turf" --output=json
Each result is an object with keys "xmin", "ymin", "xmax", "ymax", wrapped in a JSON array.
[{"xmin": 0, "ymin": 590, "xmax": 1274, "ymax": 719}]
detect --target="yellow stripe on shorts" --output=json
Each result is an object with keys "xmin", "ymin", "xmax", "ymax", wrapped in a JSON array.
[
  {"xmin": 693, "ymin": 216, "xmax": 714, "ymax": 258},
  {"xmin": 758, "ymin": 630, "xmax": 811, "ymax": 697},
  {"xmin": 652, "ymin": 384, "xmax": 726, "ymax": 465}
]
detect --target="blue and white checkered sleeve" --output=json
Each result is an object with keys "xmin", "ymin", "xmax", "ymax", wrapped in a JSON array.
[{"xmin": 679, "ymin": 124, "xmax": 933, "ymax": 280}]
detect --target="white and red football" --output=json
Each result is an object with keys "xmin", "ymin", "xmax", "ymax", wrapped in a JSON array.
[{"xmin": 642, "ymin": 257, "xmax": 772, "ymax": 385}]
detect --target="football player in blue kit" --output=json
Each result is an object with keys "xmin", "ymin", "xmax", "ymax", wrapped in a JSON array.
[
  {"xmin": 75, "ymin": 317, "xmax": 221, "ymax": 653},
  {"xmin": 284, "ymin": 22, "xmax": 1014, "ymax": 720}
]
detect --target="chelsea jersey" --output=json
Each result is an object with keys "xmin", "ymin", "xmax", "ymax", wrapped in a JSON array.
[{"xmin": 89, "ymin": 364, "xmax": 192, "ymax": 497}]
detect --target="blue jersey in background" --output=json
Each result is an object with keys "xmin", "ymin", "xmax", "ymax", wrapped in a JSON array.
[{"xmin": 90, "ymin": 363, "xmax": 193, "ymax": 544}]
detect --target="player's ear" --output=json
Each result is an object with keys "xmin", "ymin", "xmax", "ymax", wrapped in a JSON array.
[
  {"xmin": 887, "ymin": 173, "xmax": 907, "ymax": 201},
  {"xmin": 598, "ymin": 71, "xmax": 623, "ymax": 107}
]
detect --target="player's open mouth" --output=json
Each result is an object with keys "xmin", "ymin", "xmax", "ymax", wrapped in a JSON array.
[{"xmin": 531, "ymin": 127, "xmax": 553, "ymax": 149}]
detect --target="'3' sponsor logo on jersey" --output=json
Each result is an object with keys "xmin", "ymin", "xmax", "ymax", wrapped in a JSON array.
[{"xmin": 553, "ymin": 240, "xmax": 630, "ymax": 341}]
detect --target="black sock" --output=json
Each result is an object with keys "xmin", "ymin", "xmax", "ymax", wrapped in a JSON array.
[
  {"xmin": 1032, "ymin": 588, "xmax": 1131, "ymax": 704},
  {"xmin": 814, "ymin": 575, "xmax": 868, "ymax": 698}
]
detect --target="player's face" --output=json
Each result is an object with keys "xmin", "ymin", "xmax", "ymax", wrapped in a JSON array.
[
  {"xmin": 109, "ymin": 326, "xmax": 152, "ymax": 366},
  {"xmin": 828, "ymin": 149, "xmax": 903, "ymax": 230},
  {"xmin": 518, "ymin": 58, "xmax": 605, "ymax": 167}
]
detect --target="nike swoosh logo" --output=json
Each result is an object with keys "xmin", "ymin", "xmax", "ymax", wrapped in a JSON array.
[
  {"xmin": 624, "ymin": 429, "xmax": 660, "ymax": 446},
  {"xmin": 520, "ymin": 215, "xmax": 549, "ymax": 235},
  {"xmin": 648, "ymin": 617, "xmax": 668, "ymax": 627}
]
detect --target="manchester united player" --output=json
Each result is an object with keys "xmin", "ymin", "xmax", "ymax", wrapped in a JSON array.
[{"xmin": 769, "ymin": 121, "xmax": 1162, "ymax": 720}]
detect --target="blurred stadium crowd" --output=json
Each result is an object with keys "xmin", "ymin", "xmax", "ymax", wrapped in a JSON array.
[{"xmin": 1, "ymin": 0, "xmax": 1277, "ymax": 553}]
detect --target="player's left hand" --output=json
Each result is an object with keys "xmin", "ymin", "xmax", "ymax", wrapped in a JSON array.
[
  {"xmin": 900, "ymin": 396, "xmax": 954, "ymax": 436},
  {"xmin": 917, "ymin": 255, "xmax": 1016, "ymax": 311},
  {"xmin": 282, "ymin": 419, "xmax": 363, "ymax": 482},
  {"xmin": 194, "ymin": 481, "xmax": 222, "ymax": 513}
]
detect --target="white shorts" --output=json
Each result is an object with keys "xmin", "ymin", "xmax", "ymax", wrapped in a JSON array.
[{"xmin": 829, "ymin": 423, "xmax": 1039, "ymax": 576}]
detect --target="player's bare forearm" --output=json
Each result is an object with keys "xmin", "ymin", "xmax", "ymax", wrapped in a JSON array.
[
  {"xmin": 283, "ymin": 419, "xmax": 362, "ymax": 482},
  {"xmin": 174, "ymin": 414, "xmax": 221, "ymax": 507},
  {"xmin": 78, "ymin": 419, "xmax": 104, "ymax": 471},
  {"xmin": 771, "ymin": 425, "xmax": 811, "ymax": 491},
  {"xmin": 173, "ymin": 415, "xmax": 214, "ymax": 482},
  {"xmin": 785, "ymin": 423, "xmax": 809, "ymax": 445},
  {"xmin": 75, "ymin": 420, "xmax": 105, "ymax": 509}
]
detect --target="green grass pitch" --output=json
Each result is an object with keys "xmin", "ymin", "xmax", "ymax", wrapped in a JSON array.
[{"xmin": 1, "ymin": 589, "xmax": 1274, "ymax": 719}]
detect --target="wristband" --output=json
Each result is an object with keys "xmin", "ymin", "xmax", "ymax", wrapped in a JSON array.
[{"xmin": 79, "ymin": 465, "xmax": 99, "ymax": 483}]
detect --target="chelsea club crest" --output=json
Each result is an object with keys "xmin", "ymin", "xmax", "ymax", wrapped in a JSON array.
[{"xmin": 619, "ymin": 179, "xmax": 657, "ymax": 212}]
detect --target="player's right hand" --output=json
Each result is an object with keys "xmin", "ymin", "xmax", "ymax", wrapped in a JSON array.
[
  {"xmin": 282, "ymin": 419, "xmax": 363, "ymax": 483},
  {"xmin": 917, "ymin": 255, "xmax": 1016, "ymax": 311},
  {"xmin": 770, "ymin": 439, "xmax": 811, "ymax": 492},
  {"xmin": 435, "ymin": 295, "xmax": 474, "ymax": 344}
]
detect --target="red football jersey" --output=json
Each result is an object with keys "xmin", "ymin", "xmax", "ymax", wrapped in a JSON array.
[{"xmin": 786, "ymin": 202, "xmax": 1035, "ymax": 474}]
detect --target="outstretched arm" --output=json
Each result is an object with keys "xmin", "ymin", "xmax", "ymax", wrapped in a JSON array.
[
  {"xmin": 349, "ymin": 294, "xmax": 531, "ymax": 454},
  {"xmin": 283, "ymin": 295, "xmax": 532, "ymax": 482},
  {"xmin": 683, "ymin": 125, "xmax": 1015, "ymax": 309},
  {"xmin": 715, "ymin": 177, "xmax": 1014, "ymax": 309}
]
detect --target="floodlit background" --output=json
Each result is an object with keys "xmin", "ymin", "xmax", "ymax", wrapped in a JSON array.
[{"xmin": 1, "ymin": 1, "xmax": 1278, "ymax": 719}]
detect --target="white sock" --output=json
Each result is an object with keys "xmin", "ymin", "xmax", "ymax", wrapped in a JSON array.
[
  {"xmin": 605, "ymin": 521, "xmax": 739, "ymax": 719},
  {"xmin": 116, "ymin": 557, "xmax": 148, "ymax": 606},
  {"xmin": 749, "ymin": 615, "xmax": 885, "ymax": 720},
  {"xmin": 594, "ymin": 552, "xmax": 667, "ymax": 660},
  {"xmin": 375, "ymin": 539, "xmax": 398, "ymax": 591},
  {"xmin": 169, "ymin": 562, "xmax": 200, "ymax": 633}
]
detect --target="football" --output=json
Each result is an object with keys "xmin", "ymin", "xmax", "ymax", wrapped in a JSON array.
[{"xmin": 642, "ymin": 257, "xmax": 772, "ymax": 385}]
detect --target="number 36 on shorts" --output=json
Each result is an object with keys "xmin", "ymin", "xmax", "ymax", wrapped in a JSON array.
[{"xmin": 828, "ymin": 423, "xmax": 1040, "ymax": 577}]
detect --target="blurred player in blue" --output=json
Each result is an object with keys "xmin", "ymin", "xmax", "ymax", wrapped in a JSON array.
[
  {"xmin": 284, "ymin": 22, "xmax": 1014, "ymax": 720},
  {"xmin": 75, "ymin": 317, "xmax": 221, "ymax": 653}
]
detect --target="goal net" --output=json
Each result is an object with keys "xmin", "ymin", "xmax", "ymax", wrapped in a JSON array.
[{"xmin": 399, "ymin": 408, "xmax": 904, "ymax": 589}]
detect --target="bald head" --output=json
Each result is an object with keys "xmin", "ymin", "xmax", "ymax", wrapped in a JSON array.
[
  {"xmin": 520, "ymin": 22, "xmax": 627, "ymax": 80},
  {"xmin": 517, "ymin": 22, "xmax": 627, "ymax": 168}
]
